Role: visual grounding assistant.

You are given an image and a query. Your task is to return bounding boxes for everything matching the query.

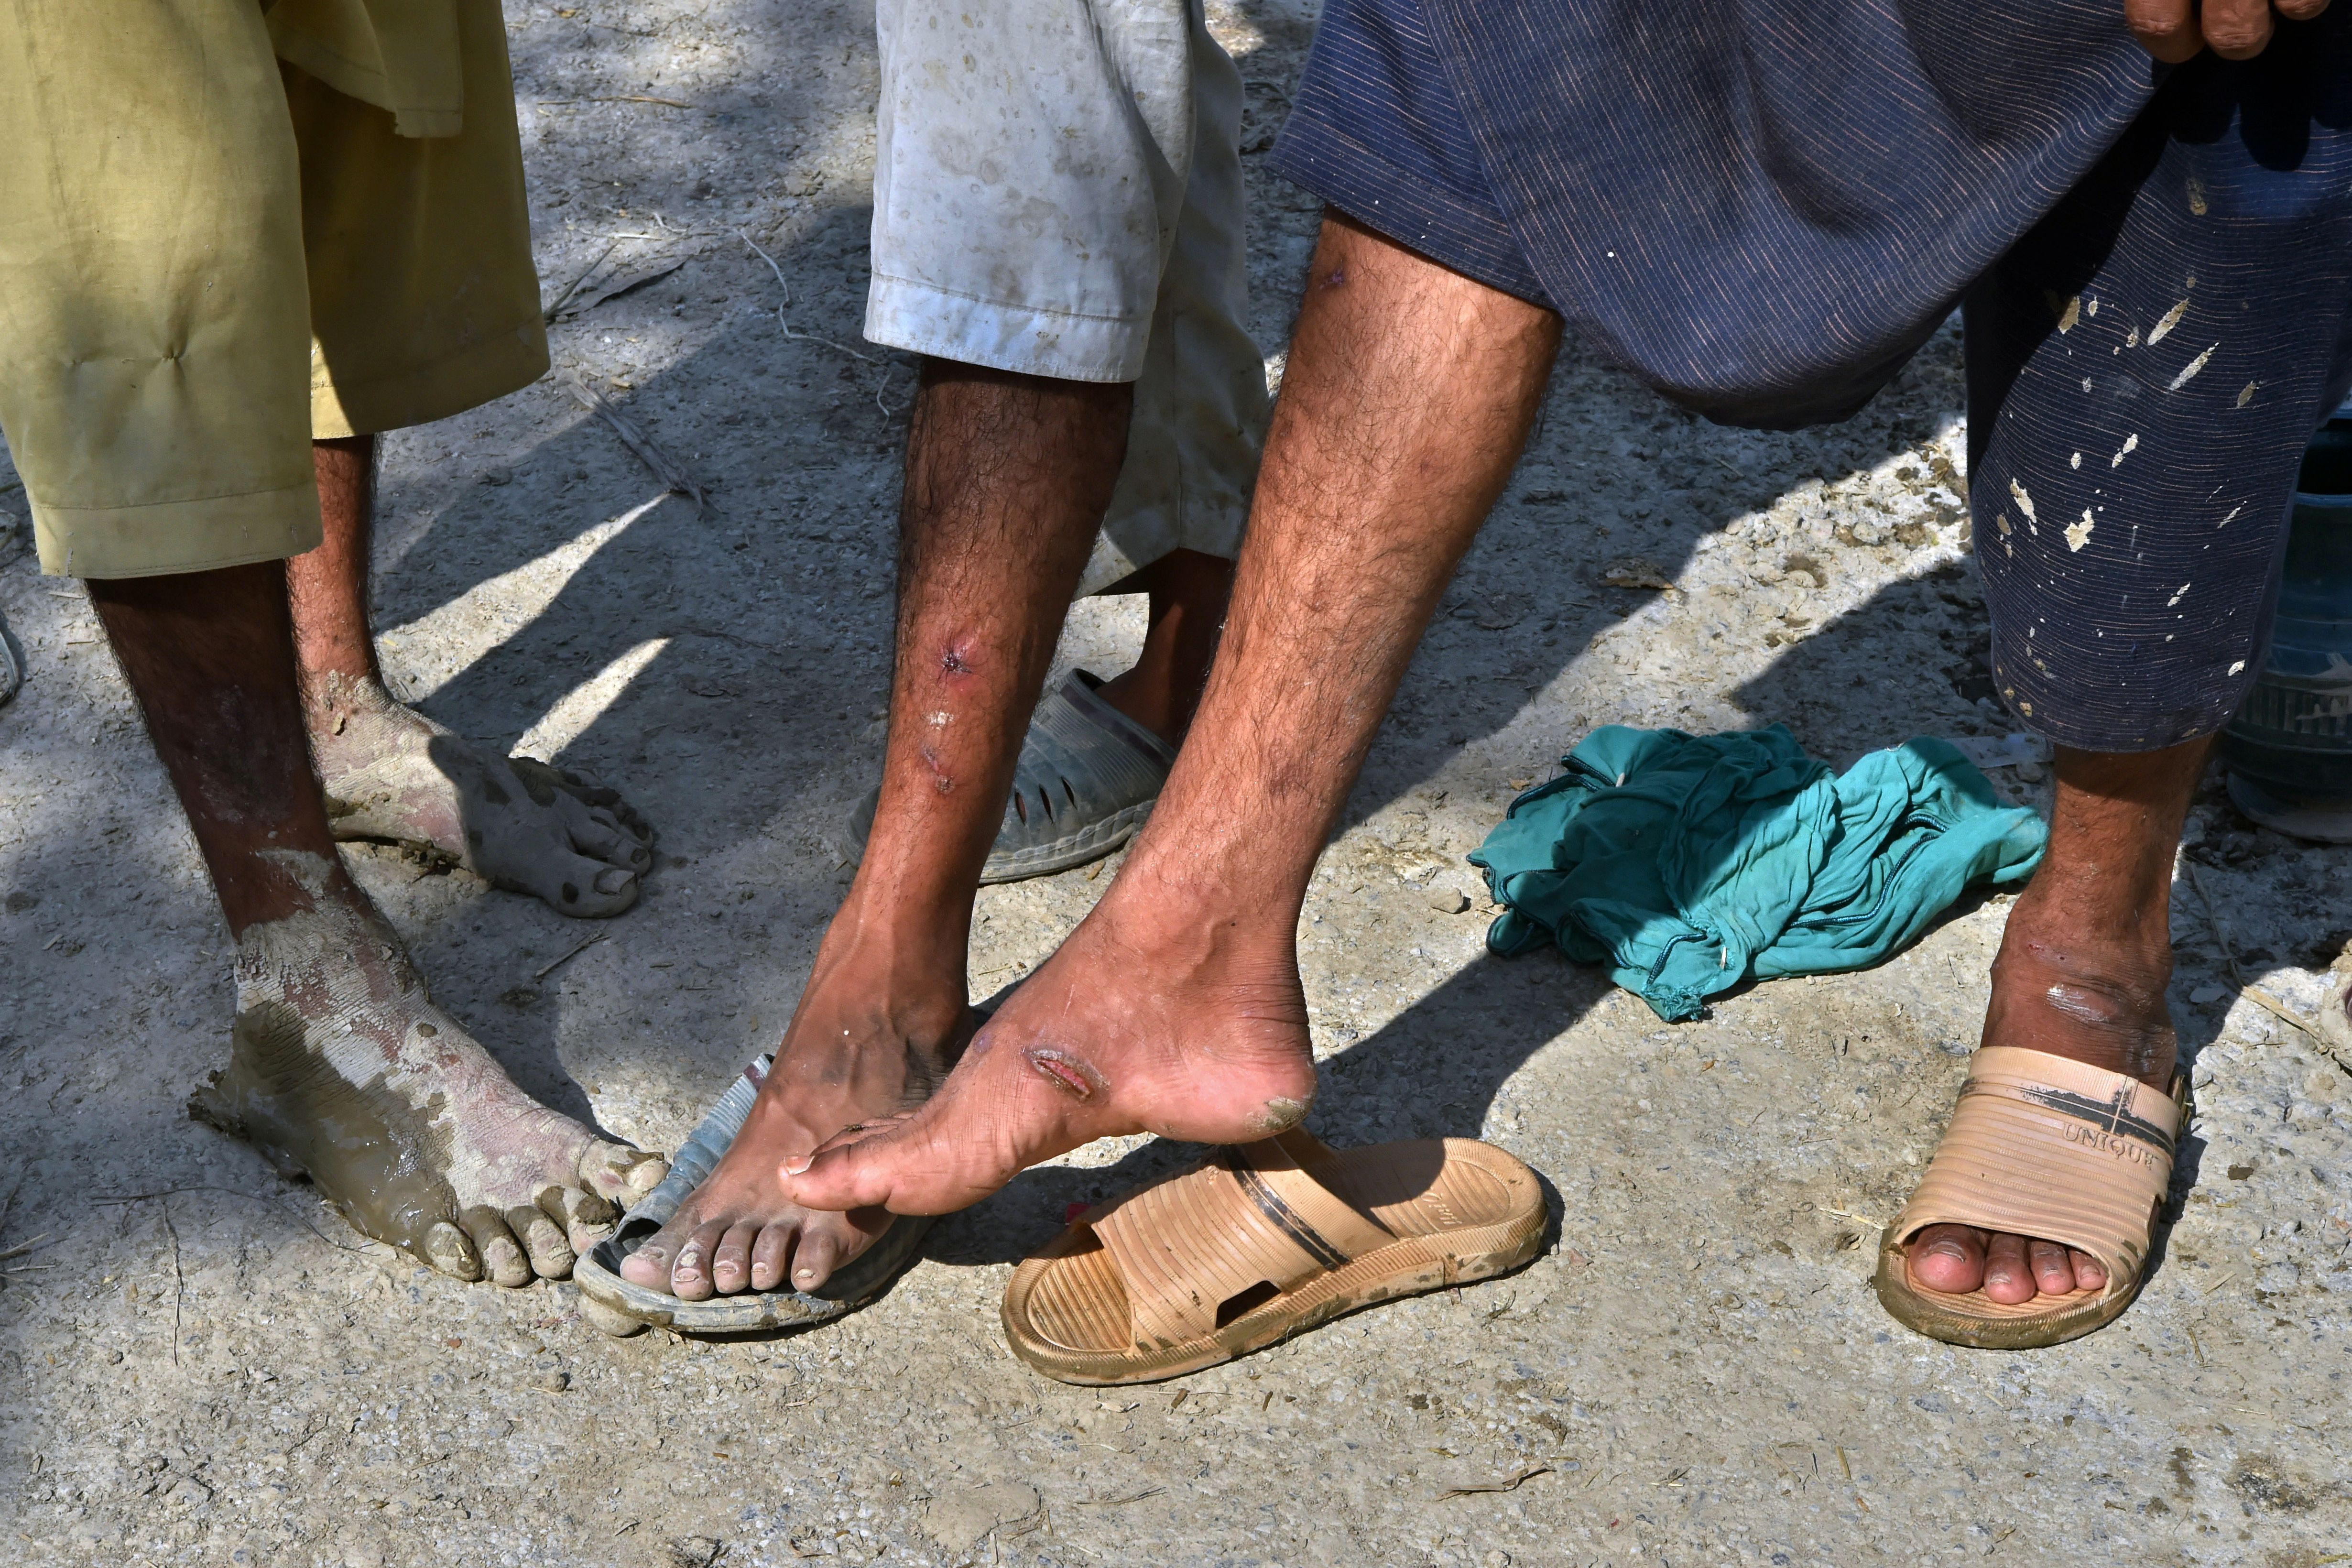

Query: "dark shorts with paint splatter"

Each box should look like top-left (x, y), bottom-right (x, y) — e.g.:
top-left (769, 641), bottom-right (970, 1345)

top-left (1270, 0), bottom-right (2352, 751)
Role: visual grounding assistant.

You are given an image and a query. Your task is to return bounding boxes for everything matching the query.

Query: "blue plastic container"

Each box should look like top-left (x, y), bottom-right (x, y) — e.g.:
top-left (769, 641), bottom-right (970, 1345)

top-left (2221, 414), bottom-right (2352, 841)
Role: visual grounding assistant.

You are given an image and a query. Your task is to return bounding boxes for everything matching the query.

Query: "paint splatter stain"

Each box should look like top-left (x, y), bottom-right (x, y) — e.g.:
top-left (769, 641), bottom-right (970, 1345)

top-left (2057, 295), bottom-right (2081, 334)
top-left (2066, 513), bottom-right (2095, 553)
top-left (2008, 479), bottom-right (2038, 524)
top-left (2237, 382), bottom-right (2258, 409)
top-left (2166, 582), bottom-right (2191, 607)
top-left (2168, 345), bottom-right (2216, 392)
top-left (2187, 176), bottom-right (2208, 217)
top-left (2147, 299), bottom-right (2189, 345)
top-left (2111, 433), bottom-right (2138, 468)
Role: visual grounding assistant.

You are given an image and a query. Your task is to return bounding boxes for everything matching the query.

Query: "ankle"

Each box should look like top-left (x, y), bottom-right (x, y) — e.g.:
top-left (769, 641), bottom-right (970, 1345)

top-left (302, 666), bottom-right (401, 732)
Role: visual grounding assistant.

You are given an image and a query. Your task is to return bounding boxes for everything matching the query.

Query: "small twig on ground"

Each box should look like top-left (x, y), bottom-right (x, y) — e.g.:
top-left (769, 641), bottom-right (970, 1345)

top-left (1433, 1466), bottom-right (1551, 1501)
top-left (534, 933), bottom-right (608, 984)
top-left (161, 1197), bottom-right (184, 1367)
top-left (738, 229), bottom-right (792, 306)
top-left (0, 1232), bottom-right (52, 1263)
top-left (543, 241), bottom-right (619, 322)
top-left (564, 375), bottom-right (708, 515)
top-left (739, 228), bottom-right (881, 364)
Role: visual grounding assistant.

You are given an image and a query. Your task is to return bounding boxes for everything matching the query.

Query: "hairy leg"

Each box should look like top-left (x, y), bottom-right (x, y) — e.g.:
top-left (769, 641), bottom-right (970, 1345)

top-left (291, 436), bottom-right (653, 918)
top-left (1910, 737), bottom-right (2207, 1303)
top-left (1093, 546), bottom-right (1234, 744)
top-left (781, 213), bottom-right (1563, 1217)
top-left (622, 362), bottom-right (1131, 1296)
top-left (89, 563), bottom-right (662, 1284)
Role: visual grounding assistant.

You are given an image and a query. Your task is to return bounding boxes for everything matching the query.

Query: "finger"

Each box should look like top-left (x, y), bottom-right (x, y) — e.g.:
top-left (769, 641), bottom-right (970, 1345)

top-left (560, 795), bottom-right (652, 870)
top-left (2069, 1248), bottom-right (2111, 1290)
top-left (461, 1207), bottom-right (532, 1289)
top-left (421, 1220), bottom-right (484, 1283)
top-left (617, 1223), bottom-right (684, 1288)
top-left (541, 1183), bottom-right (619, 1256)
top-left (668, 1220), bottom-right (732, 1301)
top-left (712, 1223), bottom-right (759, 1293)
top-left (750, 1221), bottom-right (800, 1292)
top-left (789, 1227), bottom-right (846, 1294)
top-left (510, 1205), bottom-right (577, 1280)
top-left (1981, 1232), bottom-right (2036, 1305)
top-left (2124, 0), bottom-right (2207, 60)
top-left (2200, 0), bottom-right (2276, 55)
top-left (2026, 1237), bottom-right (2077, 1297)
top-left (1907, 1224), bottom-right (1989, 1294)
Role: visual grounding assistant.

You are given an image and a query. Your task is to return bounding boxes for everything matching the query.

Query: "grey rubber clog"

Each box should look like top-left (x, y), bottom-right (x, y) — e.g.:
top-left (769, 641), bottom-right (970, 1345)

top-left (848, 669), bottom-right (1177, 884)
top-left (574, 1053), bottom-right (933, 1336)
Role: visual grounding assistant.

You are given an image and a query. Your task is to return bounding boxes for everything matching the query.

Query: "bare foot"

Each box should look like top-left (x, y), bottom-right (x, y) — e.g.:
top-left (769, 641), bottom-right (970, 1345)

top-left (196, 853), bottom-right (667, 1283)
top-left (778, 872), bottom-right (1321, 1219)
top-left (1909, 896), bottom-right (2178, 1304)
top-left (618, 939), bottom-right (983, 1298)
top-left (307, 672), bottom-right (653, 918)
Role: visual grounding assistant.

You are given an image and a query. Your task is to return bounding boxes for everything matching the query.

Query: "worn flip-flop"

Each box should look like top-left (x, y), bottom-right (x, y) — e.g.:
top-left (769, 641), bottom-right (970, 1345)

top-left (1875, 1045), bottom-right (2186, 1350)
top-left (849, 670), bottom-right (1176, 884)
top-left (574, 1054), bottom-right (933, 1336)
top-left (1002, 1129), bottom-right (1547, 1384)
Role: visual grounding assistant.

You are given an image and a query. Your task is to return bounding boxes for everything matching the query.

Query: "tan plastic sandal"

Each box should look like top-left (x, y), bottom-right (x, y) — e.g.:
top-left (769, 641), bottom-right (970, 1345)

top-left (1876, 1045), bottom-right (2186, 1350)
top-left (1002, 1129), bottom-right (1547, 1385)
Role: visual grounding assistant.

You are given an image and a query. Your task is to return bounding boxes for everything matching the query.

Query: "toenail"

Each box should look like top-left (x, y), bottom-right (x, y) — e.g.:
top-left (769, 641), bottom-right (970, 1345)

top-left (783, 1154), bottom-right (813, 1176)
top-left (595, 868), bottom-right (633, 894)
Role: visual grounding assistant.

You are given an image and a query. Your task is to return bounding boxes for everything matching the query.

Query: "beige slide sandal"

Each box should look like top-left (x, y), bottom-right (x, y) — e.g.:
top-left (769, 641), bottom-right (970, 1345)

top-left (1876, 1045), bottom-right (2186, 1350)
top-left (1002, 1129), bottom-right (1546, 1385)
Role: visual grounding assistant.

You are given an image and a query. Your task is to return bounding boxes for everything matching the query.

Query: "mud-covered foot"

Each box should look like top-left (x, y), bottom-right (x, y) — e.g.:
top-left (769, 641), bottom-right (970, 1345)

top-left (618, 961), bottom-right (982, 1299)
top-left (1909, 892), bottom-right (2178, 1304)
top-left (778, 874), bottom-right (1321, 1219)
top-left (307, 672), bottom-right (653, 918)
top-left (197, 855), bottom-right (668, 1283)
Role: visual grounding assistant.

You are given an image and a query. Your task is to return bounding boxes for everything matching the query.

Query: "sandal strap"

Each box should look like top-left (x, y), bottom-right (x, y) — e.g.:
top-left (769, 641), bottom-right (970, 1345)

top-left (1892, 1045), bottom-right (2181, 1289)
top-left (1091, 1130), bottom-right (1394, 1349)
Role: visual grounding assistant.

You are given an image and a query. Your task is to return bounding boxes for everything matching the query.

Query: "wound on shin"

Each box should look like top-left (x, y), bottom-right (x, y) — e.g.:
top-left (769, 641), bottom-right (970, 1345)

top-left (203, 1000), bottom-right (463, 1256)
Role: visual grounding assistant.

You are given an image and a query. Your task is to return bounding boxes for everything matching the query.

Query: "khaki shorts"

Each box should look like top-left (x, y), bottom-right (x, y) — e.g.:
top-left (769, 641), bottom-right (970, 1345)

top-left (866, 0), bottom-right (1269, 595)
top-left (0, 0), bottom-right (547, 579)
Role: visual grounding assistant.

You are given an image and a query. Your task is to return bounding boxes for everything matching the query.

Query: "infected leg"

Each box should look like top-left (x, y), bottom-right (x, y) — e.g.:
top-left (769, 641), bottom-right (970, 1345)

top-left (780, 214), bottom-right (1562, 1217)
top-left (1908, 737), bottom-right (2208, 1304)
top-left (90, 562), bottom-right (664, 1284)
top-left (291, 436), bottom-right (653, 918)
top-left (621, 361), bottom-right (1129, 1297)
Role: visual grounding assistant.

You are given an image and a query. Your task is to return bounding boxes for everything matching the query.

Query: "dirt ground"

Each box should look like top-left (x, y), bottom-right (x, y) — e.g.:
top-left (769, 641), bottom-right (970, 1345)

top-left (4, 2), bottom-right (2351, 1564)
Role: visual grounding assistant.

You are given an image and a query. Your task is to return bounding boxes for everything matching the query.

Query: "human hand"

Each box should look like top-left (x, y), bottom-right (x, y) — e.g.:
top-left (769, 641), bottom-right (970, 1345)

top-left (2125, 0), bottom-right (2332, 61)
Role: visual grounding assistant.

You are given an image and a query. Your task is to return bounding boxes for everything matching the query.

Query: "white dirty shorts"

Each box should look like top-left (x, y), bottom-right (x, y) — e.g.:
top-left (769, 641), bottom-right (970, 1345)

top-left (867, 0), bottom-right (1270, 594)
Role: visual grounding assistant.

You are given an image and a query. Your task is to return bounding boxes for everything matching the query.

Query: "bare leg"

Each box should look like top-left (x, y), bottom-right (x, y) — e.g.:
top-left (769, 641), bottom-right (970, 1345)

top-left (779, 214), bottom-right (1562, 1216)
top-left (621, 361), bottom-right (1131, 1296)
top-left (1093, 546), bottom-right (1234, 744)
top-left (291, 435), bottom-right (653, 918)
top-left (88, 563), bottom-right (663, 1285)
top-left (1908, 737), bottom-right (2207, 1303)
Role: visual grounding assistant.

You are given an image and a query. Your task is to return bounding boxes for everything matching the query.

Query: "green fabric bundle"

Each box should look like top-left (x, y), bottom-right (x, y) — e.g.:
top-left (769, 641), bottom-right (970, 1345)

top-left (1468, 725), bottom-right (2047, 1021)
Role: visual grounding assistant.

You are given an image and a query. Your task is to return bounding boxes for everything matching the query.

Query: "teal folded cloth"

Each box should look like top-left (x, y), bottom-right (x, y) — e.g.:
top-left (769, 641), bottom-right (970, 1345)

top-left (1468, 725), bottom-right (2047, 1022)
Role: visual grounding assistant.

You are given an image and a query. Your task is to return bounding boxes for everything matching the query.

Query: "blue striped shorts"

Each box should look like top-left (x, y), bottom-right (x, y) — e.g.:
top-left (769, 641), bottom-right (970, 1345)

top-left (1272, 0), bottom-right (2352, 752)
